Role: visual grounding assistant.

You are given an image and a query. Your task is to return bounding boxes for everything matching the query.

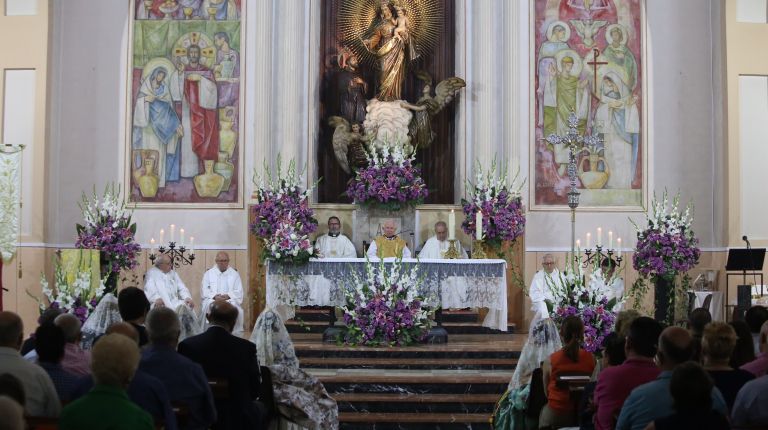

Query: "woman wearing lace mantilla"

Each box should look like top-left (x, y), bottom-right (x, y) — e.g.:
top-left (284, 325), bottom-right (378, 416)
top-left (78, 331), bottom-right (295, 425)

top-left (251, 309), bottom-right (339, 430)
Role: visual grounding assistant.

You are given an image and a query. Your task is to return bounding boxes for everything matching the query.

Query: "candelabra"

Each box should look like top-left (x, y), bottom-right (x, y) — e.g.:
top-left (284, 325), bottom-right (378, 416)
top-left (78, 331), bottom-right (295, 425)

top-left (582, 245), bottom-right (623, 270)
top-left (443, 240), bottom-right (461, 259)
top-left (149, 242), bottom-right (195, 269)
top-left (546, 112), bottom-right (603, 256)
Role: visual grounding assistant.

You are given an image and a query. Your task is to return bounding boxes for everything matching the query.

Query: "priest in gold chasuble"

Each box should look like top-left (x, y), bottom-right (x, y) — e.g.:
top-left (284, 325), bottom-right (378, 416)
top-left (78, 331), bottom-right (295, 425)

top-left (366, 219), bottom-right (411, 259)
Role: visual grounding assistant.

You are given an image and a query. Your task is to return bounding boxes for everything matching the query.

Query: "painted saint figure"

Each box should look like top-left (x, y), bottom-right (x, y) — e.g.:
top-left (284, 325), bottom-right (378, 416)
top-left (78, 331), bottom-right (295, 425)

top-left (133, 66), bottom-right (183, 186)
top-left (594, 71), bottom-right (639, 189)
top-left (170, 44), bottom-right (220, 178)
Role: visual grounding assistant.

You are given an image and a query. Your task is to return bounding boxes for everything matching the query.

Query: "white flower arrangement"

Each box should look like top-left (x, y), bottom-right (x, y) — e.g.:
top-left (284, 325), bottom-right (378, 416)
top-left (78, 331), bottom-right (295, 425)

top-left (37, 262), bottom-right (107, 323)
top-left (252, 155), bottom-right (314, 204)
top-left (79, 184), bottom-right (131, 229)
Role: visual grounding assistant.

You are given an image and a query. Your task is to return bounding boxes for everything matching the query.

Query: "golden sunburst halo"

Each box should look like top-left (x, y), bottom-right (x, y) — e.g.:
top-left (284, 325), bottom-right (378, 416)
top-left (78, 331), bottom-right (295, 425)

top-left (337, 0), bottom-right (443, 67)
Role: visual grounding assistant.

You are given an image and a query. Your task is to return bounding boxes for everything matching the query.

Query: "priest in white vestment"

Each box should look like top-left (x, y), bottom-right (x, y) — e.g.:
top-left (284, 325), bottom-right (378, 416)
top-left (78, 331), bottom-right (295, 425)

top-left (144, 254), bottom-right (200, 340)
top-left (529, 253), bottom-right (563, 326)
top-left (418, 221), bottom-right (468, 259)
top-left (201, 252), bottom-right (245, 335)
top-left (315, 216), bottom-right (357, 258)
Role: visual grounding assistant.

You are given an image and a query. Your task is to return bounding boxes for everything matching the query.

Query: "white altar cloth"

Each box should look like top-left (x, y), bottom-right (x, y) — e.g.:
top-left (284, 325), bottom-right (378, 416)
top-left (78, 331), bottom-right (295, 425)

top-left (265, 258), bottom-right (509, 331)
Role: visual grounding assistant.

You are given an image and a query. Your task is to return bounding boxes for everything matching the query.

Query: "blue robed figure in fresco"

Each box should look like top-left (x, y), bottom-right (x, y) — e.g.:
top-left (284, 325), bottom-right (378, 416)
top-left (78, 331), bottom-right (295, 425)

top-left (133, 66), bottom-right (183, 187)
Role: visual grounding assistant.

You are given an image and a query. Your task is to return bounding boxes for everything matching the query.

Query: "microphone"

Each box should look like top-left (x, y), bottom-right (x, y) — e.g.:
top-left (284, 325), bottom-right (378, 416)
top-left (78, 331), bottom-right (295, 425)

top-left (743, 235), bottom-right (751, 249)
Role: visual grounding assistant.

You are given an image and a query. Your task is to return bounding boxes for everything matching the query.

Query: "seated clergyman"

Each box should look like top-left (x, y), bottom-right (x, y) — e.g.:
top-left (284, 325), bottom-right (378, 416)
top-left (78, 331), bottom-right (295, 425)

top-left (367, 219), bottom-right (411, 259)
top-left (315, 216), bottom-right (357, 258)
top-left (201, 252), bottom-right (245, 335)
top-left (419, 221), bottom-right (467, 259)
top-left (144, 254), bottom-right (194, 311)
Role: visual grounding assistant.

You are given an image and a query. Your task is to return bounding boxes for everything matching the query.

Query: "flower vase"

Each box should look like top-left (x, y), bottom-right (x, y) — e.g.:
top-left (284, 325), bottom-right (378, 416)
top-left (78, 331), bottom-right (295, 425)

top-left (194, 160), bottom-right (225, 198)
top-left (138, 158), bottom-right (159, 198)
top-left (213, 152), bottom-right (235, 192)
top-left (578, 152), bottom-right (609, 189)
top-left (654, 274), bottom-right (676, 324)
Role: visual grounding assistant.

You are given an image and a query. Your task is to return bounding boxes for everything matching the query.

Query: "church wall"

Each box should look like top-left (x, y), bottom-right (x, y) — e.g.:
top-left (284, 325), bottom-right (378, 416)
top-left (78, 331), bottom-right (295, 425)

top-left (7, 0), bottom-right (730, 331)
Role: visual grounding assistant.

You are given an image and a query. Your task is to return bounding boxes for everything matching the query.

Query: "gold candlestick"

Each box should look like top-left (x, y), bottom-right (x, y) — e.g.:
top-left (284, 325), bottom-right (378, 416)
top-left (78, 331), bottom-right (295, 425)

top-left (472, 240), bottom-right (487, 259)
top-left (443, 240), bottom-right (461, 259)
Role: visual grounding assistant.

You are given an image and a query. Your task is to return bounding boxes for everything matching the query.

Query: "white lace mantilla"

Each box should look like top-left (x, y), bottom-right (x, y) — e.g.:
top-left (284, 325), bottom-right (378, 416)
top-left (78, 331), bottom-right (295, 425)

top-left (0, 149), bottom-right (22, 262)
top-left (266, 258), bottom-right (509, 331)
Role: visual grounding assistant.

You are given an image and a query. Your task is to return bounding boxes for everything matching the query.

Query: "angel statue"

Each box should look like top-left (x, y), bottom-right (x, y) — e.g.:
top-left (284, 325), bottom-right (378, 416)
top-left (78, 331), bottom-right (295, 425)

top-left (328, 117), bottom-right (368, 174)
top-left (403, 71), bottom-right (466, 148)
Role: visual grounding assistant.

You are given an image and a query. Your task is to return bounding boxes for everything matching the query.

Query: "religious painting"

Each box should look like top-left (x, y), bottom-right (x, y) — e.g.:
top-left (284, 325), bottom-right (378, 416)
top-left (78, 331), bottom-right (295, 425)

top-left (125, 0), bottom-right (244, 207)
top-left (530, 0), bottom-right (646, 210)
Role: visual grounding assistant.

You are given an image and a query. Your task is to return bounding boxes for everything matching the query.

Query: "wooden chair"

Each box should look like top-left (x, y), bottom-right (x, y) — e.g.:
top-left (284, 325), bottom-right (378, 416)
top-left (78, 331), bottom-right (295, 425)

top-left (555, 371), bottom-right (592, 425)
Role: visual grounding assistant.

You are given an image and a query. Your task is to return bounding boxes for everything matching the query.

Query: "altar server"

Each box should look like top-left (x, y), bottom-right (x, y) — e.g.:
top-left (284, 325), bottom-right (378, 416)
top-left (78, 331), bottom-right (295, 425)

top-left (201, 252), bottom-right (245, 335)
top-left (419, 221), bottom-right (467, 259)
top-left (315, 216), bottom-right (357, 258)
top-left (367, 219), bottom-right (411, 259)
top-left (144, 254), bottom-right (199, 340)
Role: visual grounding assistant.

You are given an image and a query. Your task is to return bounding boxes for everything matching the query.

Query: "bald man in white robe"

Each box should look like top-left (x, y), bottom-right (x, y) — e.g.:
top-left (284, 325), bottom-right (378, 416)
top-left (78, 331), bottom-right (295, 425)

top-left (201, 252), bottom-right (245, 335)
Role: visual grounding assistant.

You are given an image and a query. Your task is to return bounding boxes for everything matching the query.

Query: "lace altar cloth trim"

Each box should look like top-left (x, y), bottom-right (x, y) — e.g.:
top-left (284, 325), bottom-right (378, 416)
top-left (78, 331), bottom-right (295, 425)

top-left (266, 258), bottom-right (508, 331)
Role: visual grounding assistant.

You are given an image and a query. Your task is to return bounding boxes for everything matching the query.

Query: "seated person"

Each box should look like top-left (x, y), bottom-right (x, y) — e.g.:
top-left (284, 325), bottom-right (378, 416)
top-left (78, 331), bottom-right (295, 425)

top-left (179, 302), bottom-right (263, 429)
top-left (34, 323), bottom-right (80, 403)
top-left (529, 254), bottom-right (562, 327)
top-left (745, 305), bottom-right (768, 354)
top-left (0, 395), bottom-right (24, 430)
top-left (689, 307), bottom-right (712, 363)
top-left (741, 320), bottom-right (768, 377)
top-left (729, 320), bottom-right (756, 368)
top-left (580, 332), bottom-right (626, 430)
top-left (732, 374), bottom-right (768, 427)
top-left (59, 334), bottom-right (154, 430)
top-left (81, 292), bottom-right (122, 349)
top-left (118, 287), bottom-right (151, 347)
top-left (139, 308), bottom-right (216, 430)
top-left (0, 311), bottom-right (60, 417)
top-left (702, 321), bottom-right (755, 409)
top-left (418, 221), bottom-right (467, 259)
top-left (144, 255), bottom-right (199, 341)
top-left (70, 322), bottom-right (177, 430)
top-left (366, 219), bottom-right (411, 259)
top-left (53, 313), bottom-right (92, 376)
top-left (201, 252), bottom-right (245, 335)
top-left (20, 308), bottom-right (62, 356)
top-left (646, 362), bottom-right (729, 430)
top-left (540, 316), bottom-right (596, 429)
top-left (315, 216), bottom-right (357, 258)
top-left (252, 309), bottom-right (339, 430)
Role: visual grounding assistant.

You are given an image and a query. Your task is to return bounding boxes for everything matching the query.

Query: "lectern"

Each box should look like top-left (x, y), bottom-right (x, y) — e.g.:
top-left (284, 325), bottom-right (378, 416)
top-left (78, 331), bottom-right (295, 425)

top-left (725, 248), bottom-right (765, 320)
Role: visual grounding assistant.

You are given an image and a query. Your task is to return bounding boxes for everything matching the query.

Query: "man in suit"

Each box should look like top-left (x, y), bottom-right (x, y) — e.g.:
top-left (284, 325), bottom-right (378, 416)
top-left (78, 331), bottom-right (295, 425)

top-left (178, 301), bottom-right (263, 429)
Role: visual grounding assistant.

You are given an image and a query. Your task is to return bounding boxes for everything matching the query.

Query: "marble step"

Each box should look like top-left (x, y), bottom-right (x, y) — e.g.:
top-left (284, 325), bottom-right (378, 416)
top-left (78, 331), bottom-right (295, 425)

top-left (338, 412), bottom-right (492, 429)
top-left (316, 371), bottom-right (512, 395)
top-left (285, 319), bottom-right (516, 335)
top-left (334, 393), bottom-right (499, 414)
top-left (294, 339), bottom-right (522, 360)
top-left (291, 308), bottom-right (480, 323)
top-left (299, 357), bottom-right (518, 370)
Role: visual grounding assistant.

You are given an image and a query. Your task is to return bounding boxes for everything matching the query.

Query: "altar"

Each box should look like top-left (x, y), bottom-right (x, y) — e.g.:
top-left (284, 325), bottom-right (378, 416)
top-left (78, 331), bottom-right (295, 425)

top-left (265, 258), bottom-right (509, 332)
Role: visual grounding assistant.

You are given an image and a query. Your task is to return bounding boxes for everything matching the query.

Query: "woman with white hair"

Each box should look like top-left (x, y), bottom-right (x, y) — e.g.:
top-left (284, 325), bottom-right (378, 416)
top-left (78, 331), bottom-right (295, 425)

top-left (251, 309), bottom-right (338, 430)
top-left (59, 334), bottom-right (154, 430)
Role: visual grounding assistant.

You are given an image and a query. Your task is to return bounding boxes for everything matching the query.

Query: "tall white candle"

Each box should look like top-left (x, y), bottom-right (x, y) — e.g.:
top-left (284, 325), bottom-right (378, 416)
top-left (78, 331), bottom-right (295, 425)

top-left (475, 211), bottom-right (483, 241)
top-left (608, 231), bottom-right (613, 249)
top-left (180, 228), bottom-right (185, 247)
top-left (597, 227), bottom-right (602, 247)
top-left (448, 210), bottom-right (456, 241)
top-left (190, 237), bottom-right (195, 255)
top-left (170, 224), bottom-right (176, 243)
top-left (150, 238), bottom-right (156, 254)
top-left (586, 232), bottom-right (591, 249)
top-left (617, 238), bottom-right (622, 258)
top-left (576, 239), bottom-right (581, 249)
top-left (159, 229), bottom-right (165, 244)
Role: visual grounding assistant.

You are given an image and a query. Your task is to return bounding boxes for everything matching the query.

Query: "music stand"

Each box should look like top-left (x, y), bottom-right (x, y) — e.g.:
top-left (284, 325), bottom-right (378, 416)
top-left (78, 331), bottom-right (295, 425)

top-left (725, 248), bottom-right (765, 319)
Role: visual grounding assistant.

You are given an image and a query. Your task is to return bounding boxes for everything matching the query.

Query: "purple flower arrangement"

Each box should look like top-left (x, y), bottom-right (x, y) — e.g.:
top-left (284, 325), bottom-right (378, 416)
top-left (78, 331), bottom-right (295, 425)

top-left (341, 258), bottom-right (431, 346)
top-left (461, 161), bottom-right (526, 247)
top-left (75, 185), bottom-right (141, 287)
top-left (553, 301), bottom-right (616, 354)
top-left (250, 157), bottom-right (318, 264)
top-left (345, 147), bottom-right (428, 211)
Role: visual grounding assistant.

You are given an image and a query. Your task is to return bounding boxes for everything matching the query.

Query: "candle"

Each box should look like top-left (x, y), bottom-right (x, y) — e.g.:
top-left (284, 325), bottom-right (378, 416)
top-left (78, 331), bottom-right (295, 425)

top-left (617, 238), bottom-right (622, 258)
top-left (576, 239), bottom-right (581, 249)
top-left (448, 210), bottom-right (456, 241)
top-left (608, 231), bottom-right (613, 249)
top-left (159, 229), bottom-right (165, 244)
top-left (180, 228), bottom-right (185, 247)
top-left (170, 224), bottom-right (176, 243)
top-left (190, 237), bottom-right (195, 255)
top-left (475, 211), bottom-right (483, 241)
top-left (150, 238), bottom-right (156, 254)
top-left (597, 227), bottom-right (602, 247)
top-left (586, 232), bottom-right (591, 249)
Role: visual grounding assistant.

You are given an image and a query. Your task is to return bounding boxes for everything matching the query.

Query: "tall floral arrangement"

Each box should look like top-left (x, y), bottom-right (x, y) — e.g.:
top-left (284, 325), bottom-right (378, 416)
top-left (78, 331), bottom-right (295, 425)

top-left (630, 192), bottom-right (700, 322)
top-left (462, 160), bottom-right (526, 248)
top-left (341, 257), bottom-right (432, 346)
top-left (75, 184), bottom-right (141, 292)
top-left (346, 144), bottom-right (428, 211)
top-left (37, 261), bottom-right (107, 324)
top-left (250, 157), bottom-right (319, 264)
top-left (546, 257), bottom-right (621, 353)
